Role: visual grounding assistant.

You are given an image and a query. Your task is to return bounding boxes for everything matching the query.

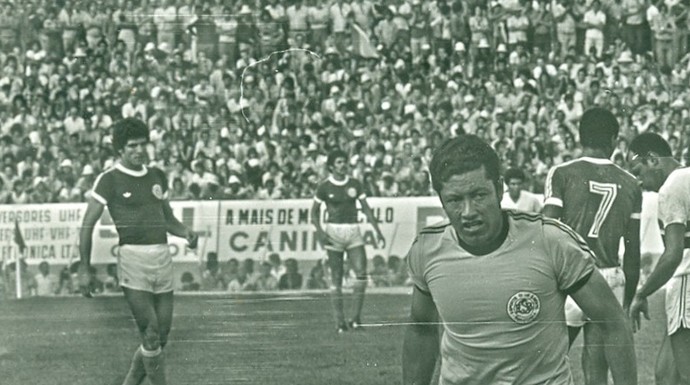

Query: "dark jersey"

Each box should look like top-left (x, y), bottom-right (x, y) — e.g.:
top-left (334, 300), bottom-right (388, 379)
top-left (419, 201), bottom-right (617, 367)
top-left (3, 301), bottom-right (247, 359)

top-left (313, 176), bottom-right (366, 224)
top-left (544, 157), bottom-right (642, 268)
top-left (92, 164), bottom-right (170, 245)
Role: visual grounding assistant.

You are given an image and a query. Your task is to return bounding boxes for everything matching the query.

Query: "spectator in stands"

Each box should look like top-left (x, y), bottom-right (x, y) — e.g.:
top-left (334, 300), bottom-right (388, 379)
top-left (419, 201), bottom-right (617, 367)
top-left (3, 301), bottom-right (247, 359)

top-left (501, 167), bottom-right (544, 213)
top-left (34, 261), bottom-right (56, 296)
top-left (180, 272), bottom-right (200, 291)
top-left (370, 255), bottom-right (389, 287)
top-left (386, 255), bottom-right (407, 286)
top-left (201, 252), bottom-right (222, 291)
top-left (306, 260), bottom-right (329, 290)
top-left (103, 263), bottom-right (119, 293)
top-left (278, 258), bottom-right (303, 290)
top-left (246, 261), bottom-right (278, 291)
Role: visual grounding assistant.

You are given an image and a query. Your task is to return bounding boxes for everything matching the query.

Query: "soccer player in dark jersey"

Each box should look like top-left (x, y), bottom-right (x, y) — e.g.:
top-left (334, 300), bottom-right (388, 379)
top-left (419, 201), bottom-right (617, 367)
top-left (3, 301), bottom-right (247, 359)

top-left (311, 149), bottom-right (385, 333)
top-left (78, 118), bottom-right (198, 385)
top-left (543, 107), bottom-right (641, 385)
top-left (628, 133), bottom-right (690, 385)
top-left (403, 135), bottom-right (636, 385)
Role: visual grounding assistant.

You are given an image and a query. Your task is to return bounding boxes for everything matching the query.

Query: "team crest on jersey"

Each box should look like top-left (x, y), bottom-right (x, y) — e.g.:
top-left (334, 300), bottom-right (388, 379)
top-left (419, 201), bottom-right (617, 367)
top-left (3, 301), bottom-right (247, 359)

top-left (507, 291), bottom-right (540, 324)
top-left (152, 184), bottom-right (164, 200)
top-left (347, 187), bottom-right (357, 198)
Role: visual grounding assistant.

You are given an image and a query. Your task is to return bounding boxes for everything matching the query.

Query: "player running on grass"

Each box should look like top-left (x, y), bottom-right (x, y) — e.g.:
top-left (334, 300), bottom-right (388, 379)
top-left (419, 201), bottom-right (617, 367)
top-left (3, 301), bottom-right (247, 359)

top-left (628, 133), bottom-right (690, 385)
top-left (543, 107), bottom-right (641, 385)
top-left (78, 118), bottom-right (197, 385)
top-left (311, 149), bottom-right (385, 333)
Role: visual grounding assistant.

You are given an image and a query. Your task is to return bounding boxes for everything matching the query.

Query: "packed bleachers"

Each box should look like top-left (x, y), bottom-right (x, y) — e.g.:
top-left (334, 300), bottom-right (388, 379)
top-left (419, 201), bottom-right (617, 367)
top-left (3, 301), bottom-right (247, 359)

top-left (0, 0), bottom-right (689, 204)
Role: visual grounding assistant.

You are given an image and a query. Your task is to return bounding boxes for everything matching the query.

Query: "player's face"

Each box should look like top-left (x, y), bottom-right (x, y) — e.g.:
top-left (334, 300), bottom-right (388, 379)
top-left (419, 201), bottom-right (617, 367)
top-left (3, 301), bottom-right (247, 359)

top-left (120, 137), bottom-right (148, 170)
top-left (628, 154), bottom-right (664, 191)
top-left (439, 166), bottom-right (504, 249)
top-left (507, 178), bottom-right (522, 196)
top-left (330, 157), bottom-right (348, 178)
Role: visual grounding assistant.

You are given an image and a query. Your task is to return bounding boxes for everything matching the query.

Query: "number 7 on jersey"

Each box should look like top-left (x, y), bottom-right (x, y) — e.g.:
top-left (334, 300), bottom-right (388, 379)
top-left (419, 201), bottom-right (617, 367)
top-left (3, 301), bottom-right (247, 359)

top-left (588, 181), bottom-right (618, 238)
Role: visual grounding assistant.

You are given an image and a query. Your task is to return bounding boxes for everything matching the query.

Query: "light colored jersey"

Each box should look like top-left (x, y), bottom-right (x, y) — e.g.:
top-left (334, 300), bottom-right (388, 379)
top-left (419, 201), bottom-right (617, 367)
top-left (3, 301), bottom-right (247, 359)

top-left (407, 211), bottom-right (595, 385)
top-left (544, 157), bottom-right (642, 268)
top-left (658, 167), bottom-right (690, 277)
top-left (501, 191), bottom-right (543, 213)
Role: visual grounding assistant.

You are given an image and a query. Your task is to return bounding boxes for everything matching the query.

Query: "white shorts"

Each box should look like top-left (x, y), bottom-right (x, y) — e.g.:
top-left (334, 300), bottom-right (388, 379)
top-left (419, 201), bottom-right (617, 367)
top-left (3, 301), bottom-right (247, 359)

top-left (565, 266), bottom-right (625, 327)
top-left (118, 244), bottom-right (173, 294)
top-left (324, 223), bottom-right (364, 253)
top-left (665, 275), bottom-right (690, 335)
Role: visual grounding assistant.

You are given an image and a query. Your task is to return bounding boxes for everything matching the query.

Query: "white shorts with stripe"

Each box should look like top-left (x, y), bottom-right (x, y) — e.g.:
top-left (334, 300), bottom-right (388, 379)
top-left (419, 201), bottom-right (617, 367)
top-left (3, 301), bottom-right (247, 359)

top-left (118, 244), bottom-right (173, 294)
top-left (324, 223), bottom-right (364, 253)
top-left (666, 274), bottom-right (690, 335)
top-left (565, 266), bottom-right (625, 327)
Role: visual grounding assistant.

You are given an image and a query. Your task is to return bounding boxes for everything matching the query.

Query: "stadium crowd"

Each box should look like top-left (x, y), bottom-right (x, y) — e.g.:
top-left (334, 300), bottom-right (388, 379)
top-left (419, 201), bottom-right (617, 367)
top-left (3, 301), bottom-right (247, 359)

top-left (0, 0), bottom-right (689, 204)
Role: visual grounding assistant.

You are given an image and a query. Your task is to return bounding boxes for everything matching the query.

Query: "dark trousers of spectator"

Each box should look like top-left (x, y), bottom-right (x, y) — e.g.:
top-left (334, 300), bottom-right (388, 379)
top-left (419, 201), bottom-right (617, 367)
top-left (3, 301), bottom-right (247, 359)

top-left (197, 42), bottom-right (217, 62)
top-left (605, 20), bottom-right (622, 48)
top-left (533, 31), bottom-right (551, 54)
top-left (218, 41), bottom-right (237, 66)
top-left (655, 38), bottom-right (676, 69)
top-left (676, 29), bottom-right (689, 58)
top-left (575, 27), bottom-right (586, 55)
top-left (624, 22), bottom-right (649, 55)
top-left (309, 27), bottom-right (327, 50)
top-left (62, 28), bottom-right (78, 54)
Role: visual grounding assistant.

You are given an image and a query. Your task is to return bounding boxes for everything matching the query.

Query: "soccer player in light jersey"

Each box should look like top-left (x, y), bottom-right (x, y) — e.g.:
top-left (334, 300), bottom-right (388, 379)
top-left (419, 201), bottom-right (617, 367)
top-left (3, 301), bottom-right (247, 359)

top-left (628, 133), bottom-right (690, 385)
top-left (311, 149), bottom-right (385, 333)
top-left (78, 118), bottom-right (198, 385)
top-left (543, 107), bottom-right (642, 385)
top-left (402, 135), bottom-right (636, 385)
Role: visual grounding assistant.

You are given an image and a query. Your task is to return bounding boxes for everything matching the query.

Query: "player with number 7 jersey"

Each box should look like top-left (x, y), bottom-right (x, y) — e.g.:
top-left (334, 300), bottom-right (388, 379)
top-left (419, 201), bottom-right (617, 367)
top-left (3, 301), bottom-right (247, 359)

top-left (543, 109), bottom-right (643, 385)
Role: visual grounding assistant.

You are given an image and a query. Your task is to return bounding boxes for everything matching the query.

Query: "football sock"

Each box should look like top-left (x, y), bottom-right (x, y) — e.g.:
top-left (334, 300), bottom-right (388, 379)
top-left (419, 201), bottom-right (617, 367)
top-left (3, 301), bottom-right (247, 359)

top-left (141, 346), bottom-right (167, 385)
top-left (330, 286), bottom-right (345, 326)
top-left (122, 346), bottom-right (146, 385)
top-left (350, 277), bottom-right (368, 323)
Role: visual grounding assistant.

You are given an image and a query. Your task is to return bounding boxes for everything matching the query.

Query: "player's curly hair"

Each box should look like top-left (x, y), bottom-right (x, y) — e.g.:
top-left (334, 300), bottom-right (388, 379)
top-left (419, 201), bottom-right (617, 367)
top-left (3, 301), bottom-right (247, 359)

top-left (429, 135), bottom-right (501, 193)
top-left (327, 149), bottom-right (348, 168)
top-left (629, 133), bottom-right (672, 158)
top-left (112, 118), bottom-right (150, 153)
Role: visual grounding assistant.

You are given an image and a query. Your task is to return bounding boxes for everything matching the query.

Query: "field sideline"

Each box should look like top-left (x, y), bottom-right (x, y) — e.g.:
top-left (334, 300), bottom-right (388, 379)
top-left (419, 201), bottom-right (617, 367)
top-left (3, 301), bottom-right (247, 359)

top-left (0, 289), bottom-right (667, 385)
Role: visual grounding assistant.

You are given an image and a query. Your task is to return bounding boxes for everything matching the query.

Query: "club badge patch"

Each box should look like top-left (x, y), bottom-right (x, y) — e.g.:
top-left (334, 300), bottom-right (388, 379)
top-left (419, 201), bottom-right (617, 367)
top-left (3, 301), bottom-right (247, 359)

top-left (507, 291), bottom-right (540, 324)
top-left (152, 184), bottom-right (164, 200)
top-left (347, 187), bottom-right (357, 198)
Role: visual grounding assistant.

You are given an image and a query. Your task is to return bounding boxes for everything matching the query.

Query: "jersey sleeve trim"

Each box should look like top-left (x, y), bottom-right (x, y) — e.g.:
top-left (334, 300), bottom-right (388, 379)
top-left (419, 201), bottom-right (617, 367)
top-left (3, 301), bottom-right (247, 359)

top-left (544, 197), bottom-right (563, 207)
top-left (562, 270), bottom-right (594, 295)
top-left (630, 213), bottom-right (641, 219)
top-left (313, 196), bottom-right (324, 204)
top-left (91, 191), bottom-right (107, 205)
top-left (358, 193), bottom-right (367, 200)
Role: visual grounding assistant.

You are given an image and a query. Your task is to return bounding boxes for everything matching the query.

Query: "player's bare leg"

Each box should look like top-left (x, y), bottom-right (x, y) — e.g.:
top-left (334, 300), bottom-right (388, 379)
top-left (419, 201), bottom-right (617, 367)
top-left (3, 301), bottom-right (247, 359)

top-left (327, 250), bottom-right (347, 332)
top-left (581, 323), bottom-right (608, 385)
top-left (123, 288), bottom-right (168, 385)
top-left (669, 328), bottom-right (690, 385)
top-left (347, 245), bottom-right (368, 329)
top-left (656, 334), bottom-right (679, 385)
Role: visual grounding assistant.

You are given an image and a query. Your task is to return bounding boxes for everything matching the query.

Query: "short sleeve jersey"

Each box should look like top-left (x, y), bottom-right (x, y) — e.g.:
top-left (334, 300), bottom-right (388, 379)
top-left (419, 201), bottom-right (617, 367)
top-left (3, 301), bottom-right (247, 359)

top-left (313, 176), bottom-right (366, 224)
top-left (406, 211), bottom-right (595, 385)
top-left (91, 164), bottom-right (170, 245)
top-left (544, 157), bottom-right (642, 268)
top-left (658, 167), bottom-right (690, 276)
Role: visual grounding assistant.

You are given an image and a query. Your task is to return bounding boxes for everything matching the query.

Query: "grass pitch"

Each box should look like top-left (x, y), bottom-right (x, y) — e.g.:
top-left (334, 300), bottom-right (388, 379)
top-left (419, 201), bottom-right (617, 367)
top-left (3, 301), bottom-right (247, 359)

top-left (0, 289), bottom-right (666, 384)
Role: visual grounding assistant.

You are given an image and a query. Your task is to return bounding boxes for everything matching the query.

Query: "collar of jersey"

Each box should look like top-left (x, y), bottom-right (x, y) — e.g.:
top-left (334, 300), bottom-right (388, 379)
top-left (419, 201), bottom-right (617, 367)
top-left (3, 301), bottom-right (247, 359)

top-left (116, 163), bottom-right (148, 177)
top-left (328, 175), bottom-right (349, 186)
top-left (580, 156), bottom-right (613, 165)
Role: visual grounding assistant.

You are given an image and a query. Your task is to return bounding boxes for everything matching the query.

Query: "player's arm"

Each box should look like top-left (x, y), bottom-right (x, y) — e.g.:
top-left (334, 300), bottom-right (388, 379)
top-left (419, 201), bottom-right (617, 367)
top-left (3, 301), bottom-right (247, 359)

top-left (311, 199), bottom-right (330, 247)
top-left (78, 197), bottom-right (105, 297)
top-left (162, 201), bottom-right (198, 248)
top-left (402, 286), bottom-right (439, 385)
top-left (630, 223), bottom-right (685, 329)
top-left (622, 215), bottom-right (641, 310)
top-left (359, 197), bottom-right (385, 246)
top-left (570, 270), bottom-right (638, 385)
